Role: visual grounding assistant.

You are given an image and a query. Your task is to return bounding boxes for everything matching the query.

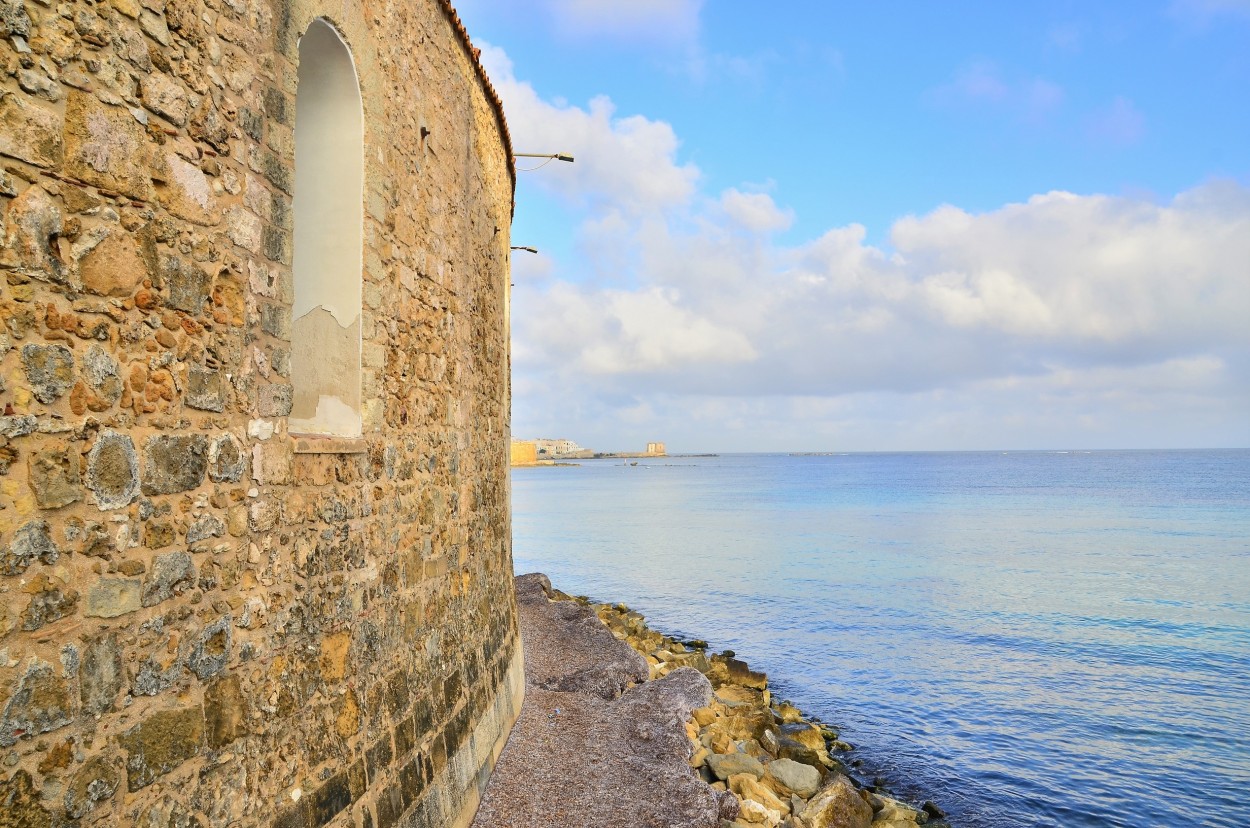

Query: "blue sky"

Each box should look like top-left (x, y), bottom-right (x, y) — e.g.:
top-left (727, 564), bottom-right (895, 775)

top-left (454, 1), bottom-right (1250, 452)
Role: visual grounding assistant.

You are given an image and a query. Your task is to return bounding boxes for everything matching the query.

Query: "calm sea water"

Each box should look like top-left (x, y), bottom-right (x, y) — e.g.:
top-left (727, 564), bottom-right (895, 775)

top-left (510, 450), bottom-right (1250, 828)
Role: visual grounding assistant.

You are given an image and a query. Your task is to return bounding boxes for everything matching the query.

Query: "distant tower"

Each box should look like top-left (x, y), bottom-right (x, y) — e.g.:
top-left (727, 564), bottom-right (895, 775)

top-left (646, 442), bottom-right (667, 455)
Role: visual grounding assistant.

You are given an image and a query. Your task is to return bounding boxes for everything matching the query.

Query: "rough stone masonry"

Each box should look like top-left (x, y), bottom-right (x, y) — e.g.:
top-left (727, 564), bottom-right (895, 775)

top-left (0, 0), bottom-right (522, 826)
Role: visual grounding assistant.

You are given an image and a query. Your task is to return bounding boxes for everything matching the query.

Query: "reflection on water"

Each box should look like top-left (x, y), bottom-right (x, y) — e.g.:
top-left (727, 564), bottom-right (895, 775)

top-left (510, 450), bottom-right (1250, 828)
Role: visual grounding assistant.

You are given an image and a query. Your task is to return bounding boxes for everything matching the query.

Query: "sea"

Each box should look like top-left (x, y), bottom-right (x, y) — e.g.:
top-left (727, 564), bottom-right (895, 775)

top-left (509, 450), bottom-right (1250, 828)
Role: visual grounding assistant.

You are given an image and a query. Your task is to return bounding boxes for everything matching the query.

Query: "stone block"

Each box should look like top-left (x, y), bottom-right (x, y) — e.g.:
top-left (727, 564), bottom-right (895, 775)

top-left (1, 519), bottom-right (59, 575)
top-left (141, 549), bottom-right (195, 607)
top-left (225, 205), bottom-right (263, 253)
top-left (764, 757), bottom-right (822, 799)
top-left (308, 771), bottom-right (352, 826)
top-left (0, 771), bottom-right (54, 826)
top-left (140, 72), bottom-right (189, 126)
top-left (204, 674), bottom-right (247, 749)
top-left (141, 434), bottom-right (208, 495)
top-left (187, 513), bottom-right (225, 544)
top-left (1, 184), bottom-right (65, 282)
top-left (64, 754), bottom-right (121, 818)
top-left (139, 7), bottom-right (169, 44)
top-left (800, 774), bottom-right (873, 828)
top-left (188, 616), bottom-right (231, 679)
top-left (21, 579), bottom-right (78, 630)
top-left (238, 106), bottom-right (262, 141)
top-left (259, 303), bottom-right (290, 339)
top-left (707, 752), bottom-right (765, 781)
top-left (28, 446), bottom-right (82, 509)
top-left (0, 92), bottom-right (63, 167)
top-left (262, 224), bottom-right (290, 264)
top-left (86, 430), bottom-right (140, 510)
top-left (258, 383), bottom-right (293, 417)
top-left (63, 90), bottom-right (154, 201)
top-left (163, 254), bottom-right (212, 314)
top-left (144, 521), bottom-right (176, 548)
top-left (254, 440), bottom-right (293, 485)
top-left (82, 345), bottom-right (124, 407)
top-left (157, 152), bottom-right (221, 226)
top-left (0, 0), bottom-right (31, 37)
top-left (0, 661), bottom-right (75, 747)
top-left (0, 415), bottom-right (37, 438)
top-left (21, 343), bottom-right (75, 403)
top-left (80, 229), bottom-right (147, 297)
top-left (366, 737), bottom-right (392, 781)
top-left (84, 578), bottom-right (141, 618)
top-left (119, 706), bottom-right (204, 790)
top-left (187, 366), bottom-right (226, 412)
top-left (262, 86), bottom-right (289, 125)
top-left (208, 433), bottom-right (246, 482)
top-left (319, 632), bottom-right (350, 683)
top-left (80, 633), bottom-right (124, 715)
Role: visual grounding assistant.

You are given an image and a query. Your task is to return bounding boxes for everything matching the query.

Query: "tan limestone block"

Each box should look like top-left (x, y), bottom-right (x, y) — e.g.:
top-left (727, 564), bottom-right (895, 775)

top-left (63, 91), bottom-right (155, 201)
top-left (79, 228), bottom-right (148, 297)
top-left (0, 93), bottom-right (64, 168)
top-left (319, 631), bottom-right (350, 682)
top-left (154, 152), bottom-right (221, 226)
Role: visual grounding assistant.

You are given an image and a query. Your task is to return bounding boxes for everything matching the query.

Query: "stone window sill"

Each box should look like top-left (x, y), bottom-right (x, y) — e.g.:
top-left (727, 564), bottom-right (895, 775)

top-left (291, 434), bottom-right (368, 454)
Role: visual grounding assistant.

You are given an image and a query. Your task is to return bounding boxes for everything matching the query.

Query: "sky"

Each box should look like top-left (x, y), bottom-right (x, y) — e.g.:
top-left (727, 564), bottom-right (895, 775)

top-left (453, 1), bottom-right (1250, 453)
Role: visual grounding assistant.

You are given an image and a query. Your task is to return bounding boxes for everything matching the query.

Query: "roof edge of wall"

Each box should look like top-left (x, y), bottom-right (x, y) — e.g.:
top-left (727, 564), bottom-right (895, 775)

top-left (438, 0), bottom-right (517, 213)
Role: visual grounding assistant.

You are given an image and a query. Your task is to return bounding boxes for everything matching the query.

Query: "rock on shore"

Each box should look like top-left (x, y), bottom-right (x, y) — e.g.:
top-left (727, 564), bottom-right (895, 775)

top-left (473, 574), bottom-right (947, 828)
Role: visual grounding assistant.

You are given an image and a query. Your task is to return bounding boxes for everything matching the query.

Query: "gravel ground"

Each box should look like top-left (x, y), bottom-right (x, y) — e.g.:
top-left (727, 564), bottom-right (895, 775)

top-left (471, 574), bottom-right (737, 828)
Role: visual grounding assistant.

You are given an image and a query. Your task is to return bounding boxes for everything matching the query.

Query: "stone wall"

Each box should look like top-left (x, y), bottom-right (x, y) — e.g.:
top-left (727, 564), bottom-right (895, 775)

top-left (0, 0), bottom-right (521, 826)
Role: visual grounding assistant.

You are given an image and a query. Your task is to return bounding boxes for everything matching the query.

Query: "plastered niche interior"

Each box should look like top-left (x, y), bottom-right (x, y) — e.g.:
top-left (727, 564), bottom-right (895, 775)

top-left (290, 19), bottom-right (364, 437)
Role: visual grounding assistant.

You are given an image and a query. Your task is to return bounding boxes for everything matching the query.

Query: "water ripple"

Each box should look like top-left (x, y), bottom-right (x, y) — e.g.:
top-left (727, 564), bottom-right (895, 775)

top-left (512, 450), bottom-right (1250, 828)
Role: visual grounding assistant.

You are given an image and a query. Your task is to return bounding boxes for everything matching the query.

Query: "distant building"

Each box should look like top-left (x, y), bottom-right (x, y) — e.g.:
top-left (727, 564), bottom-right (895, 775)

top-left (535, 438), bottom-right (586, 457)
top-left (511, 440), bottom-right (538, 465)
top-left (646, 442), bottom-right (667, 455)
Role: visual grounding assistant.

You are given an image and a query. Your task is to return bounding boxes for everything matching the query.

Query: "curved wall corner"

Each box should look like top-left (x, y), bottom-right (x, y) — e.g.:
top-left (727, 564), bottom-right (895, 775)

top-left (0, 1), bottom-right (520, 827)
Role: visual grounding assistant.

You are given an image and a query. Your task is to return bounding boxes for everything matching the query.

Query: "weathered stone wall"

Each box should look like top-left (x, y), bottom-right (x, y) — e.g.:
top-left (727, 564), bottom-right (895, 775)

top-left (0, 0), bottom-right (521, 825)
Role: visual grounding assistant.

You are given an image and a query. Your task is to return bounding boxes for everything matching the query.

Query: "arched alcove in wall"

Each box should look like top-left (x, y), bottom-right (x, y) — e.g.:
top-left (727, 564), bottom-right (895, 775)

top-left (290, 18), bottom-right (363, 437)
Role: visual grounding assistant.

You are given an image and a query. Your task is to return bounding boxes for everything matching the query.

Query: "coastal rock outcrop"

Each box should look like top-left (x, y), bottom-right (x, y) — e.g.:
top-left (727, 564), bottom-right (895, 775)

top-left (549, 581), bottom-right (949, 828)
top-left (475, 575), bottom-right (948, 828)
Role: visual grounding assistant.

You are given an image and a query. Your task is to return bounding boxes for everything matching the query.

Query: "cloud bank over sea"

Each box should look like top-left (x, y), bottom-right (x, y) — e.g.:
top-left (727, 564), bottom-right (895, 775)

top-left (484, 44), bottom-right (1250, 452)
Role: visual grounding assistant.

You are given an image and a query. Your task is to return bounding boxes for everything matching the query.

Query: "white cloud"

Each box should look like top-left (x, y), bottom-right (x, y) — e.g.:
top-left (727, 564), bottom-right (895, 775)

top-left (516, 179), bottom-right (1249, 385)
top-left (480, 44), bottom-right (699, 213)
top-left (488, 45), bottom-right (1250, 450)
top-left (719, 189), bottom-right (794, 234)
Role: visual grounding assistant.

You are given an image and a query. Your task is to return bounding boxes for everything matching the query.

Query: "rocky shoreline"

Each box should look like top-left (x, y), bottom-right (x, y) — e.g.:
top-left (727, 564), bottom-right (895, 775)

top-left (567, 586), bottom-right (950, 828)
top-left (474, 574), bottom-right (949, 828)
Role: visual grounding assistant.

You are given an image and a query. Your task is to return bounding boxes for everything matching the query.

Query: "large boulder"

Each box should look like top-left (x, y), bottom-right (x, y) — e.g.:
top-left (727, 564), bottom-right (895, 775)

top-left (706, 752), bottom-right (765, 781)
top-left (764, 758), bottom-right (822, 799)
top-left (709, 653), bottom-right (768, 690)
top-left (800, 774), bottom-right (873, 828)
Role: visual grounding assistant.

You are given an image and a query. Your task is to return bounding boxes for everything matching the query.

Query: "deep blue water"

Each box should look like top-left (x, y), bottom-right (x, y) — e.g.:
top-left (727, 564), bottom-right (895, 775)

top-left (510, 450), bottom-right (1250, 828)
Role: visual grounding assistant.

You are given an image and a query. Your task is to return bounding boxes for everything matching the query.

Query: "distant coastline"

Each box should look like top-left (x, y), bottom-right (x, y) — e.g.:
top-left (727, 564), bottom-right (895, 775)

top-left (511, 437), bottom-right (671, 466)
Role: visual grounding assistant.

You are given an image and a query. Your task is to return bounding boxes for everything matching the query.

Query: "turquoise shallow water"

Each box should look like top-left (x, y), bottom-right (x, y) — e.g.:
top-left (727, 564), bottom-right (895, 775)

top-left (510, 450), bottom-right (1250, 828)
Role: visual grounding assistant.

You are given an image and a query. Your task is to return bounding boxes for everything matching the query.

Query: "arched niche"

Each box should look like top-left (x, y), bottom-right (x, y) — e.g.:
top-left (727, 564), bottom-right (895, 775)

top-left (289, 18), bottom-right (363, 437)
